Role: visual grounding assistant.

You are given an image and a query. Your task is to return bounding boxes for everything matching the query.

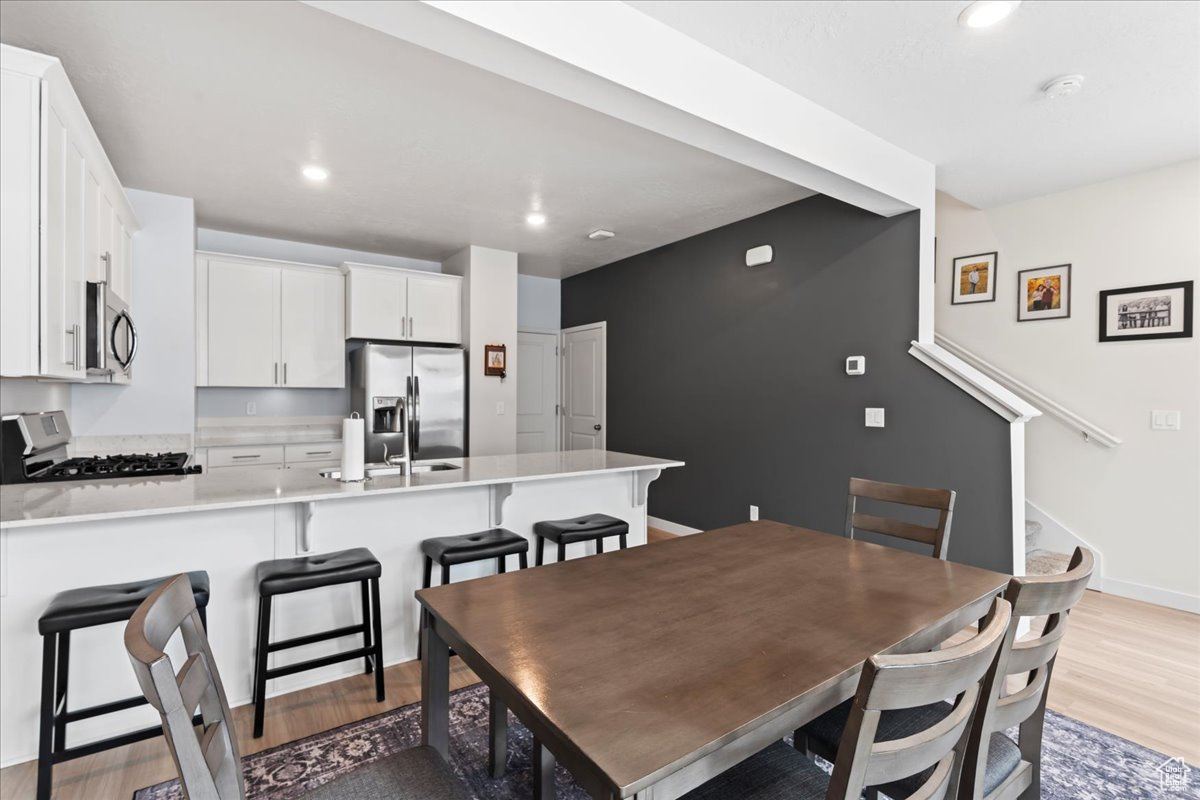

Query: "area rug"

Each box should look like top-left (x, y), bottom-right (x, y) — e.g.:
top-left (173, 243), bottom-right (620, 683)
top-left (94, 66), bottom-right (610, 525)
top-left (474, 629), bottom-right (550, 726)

top-left (134, 684), bottom-right (1197, 799)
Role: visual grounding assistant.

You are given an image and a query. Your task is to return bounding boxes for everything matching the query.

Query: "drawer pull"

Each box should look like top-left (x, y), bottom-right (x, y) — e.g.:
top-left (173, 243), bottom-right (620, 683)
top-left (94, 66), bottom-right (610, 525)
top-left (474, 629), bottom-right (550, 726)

top-left (306, 450), bottom-right (332, 456)
top-left (232, 454), bottom-right (261, 460)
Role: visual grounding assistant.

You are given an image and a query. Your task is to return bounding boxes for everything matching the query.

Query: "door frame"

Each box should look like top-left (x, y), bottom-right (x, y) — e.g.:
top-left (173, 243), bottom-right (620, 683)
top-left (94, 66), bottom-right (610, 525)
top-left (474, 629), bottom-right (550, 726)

top-left (560, 321), bottom-right (607, 450)
top-left (518, 327), bottom-right (562, 451)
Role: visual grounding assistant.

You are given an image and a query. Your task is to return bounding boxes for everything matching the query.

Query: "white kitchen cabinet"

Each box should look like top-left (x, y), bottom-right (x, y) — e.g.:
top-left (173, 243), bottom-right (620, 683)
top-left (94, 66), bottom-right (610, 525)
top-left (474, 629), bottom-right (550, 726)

top-left (0, 45), bottom-right (139, 380)
top-left (196, 252), bottom-right (345, 388)
top-left (342, 263), bottom-right (461, 344)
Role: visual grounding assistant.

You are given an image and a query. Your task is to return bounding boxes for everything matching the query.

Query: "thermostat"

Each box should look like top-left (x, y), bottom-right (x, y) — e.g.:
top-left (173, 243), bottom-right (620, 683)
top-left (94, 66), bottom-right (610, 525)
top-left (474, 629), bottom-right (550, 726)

top-left (846, 356), bottom-right (866, 375)
top-left (745, 244), bottom-right (773, 268)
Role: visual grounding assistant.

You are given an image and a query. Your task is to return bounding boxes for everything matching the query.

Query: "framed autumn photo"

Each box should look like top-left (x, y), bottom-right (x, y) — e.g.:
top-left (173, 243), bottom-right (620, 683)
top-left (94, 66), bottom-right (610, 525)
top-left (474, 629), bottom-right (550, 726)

top-left (951, 251), bottom-right (997, 304)
top-left (1018, 264), bottom-right (1071, 322)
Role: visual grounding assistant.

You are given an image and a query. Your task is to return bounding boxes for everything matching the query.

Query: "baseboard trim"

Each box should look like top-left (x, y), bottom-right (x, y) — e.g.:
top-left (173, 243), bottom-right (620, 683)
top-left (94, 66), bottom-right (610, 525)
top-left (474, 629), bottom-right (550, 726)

top-left (1101, 578), bottom-right (1200, 614)
top-left (647, 516), bottom-right (702, 535)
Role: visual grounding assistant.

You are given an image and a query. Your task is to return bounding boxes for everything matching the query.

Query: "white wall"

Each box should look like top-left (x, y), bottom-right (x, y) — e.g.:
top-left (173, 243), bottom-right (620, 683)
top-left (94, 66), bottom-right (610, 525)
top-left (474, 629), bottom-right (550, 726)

top-left (517, 273), bottom-right (561, 330)
top-left (0, 378), bottom-right (71, 416)
top-left (444, 246), bottom-right (518, 456)
top-left (68, 190), bottom-right (196, 436)
top-left (935, 161), bottom-right (1200, 608)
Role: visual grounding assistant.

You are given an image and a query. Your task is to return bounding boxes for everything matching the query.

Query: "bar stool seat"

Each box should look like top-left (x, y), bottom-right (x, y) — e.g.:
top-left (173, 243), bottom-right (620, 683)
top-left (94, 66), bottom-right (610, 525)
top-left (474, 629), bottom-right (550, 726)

top-left (38, 571), bottom-right (210, 634)
top-left (35, 572), bottom-right (211, 800)
top-left (533, 513), bottom-right (629, 565)
top-left (256, 547), bottom-right (381, 596)
top-left (421, 528), bottom-right (529, 567)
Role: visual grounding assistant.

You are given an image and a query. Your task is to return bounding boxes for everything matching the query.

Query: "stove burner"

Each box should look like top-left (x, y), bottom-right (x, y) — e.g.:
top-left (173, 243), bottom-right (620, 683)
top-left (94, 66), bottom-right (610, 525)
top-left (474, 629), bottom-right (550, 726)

top-left (36, 452), bottom-right (201, 482)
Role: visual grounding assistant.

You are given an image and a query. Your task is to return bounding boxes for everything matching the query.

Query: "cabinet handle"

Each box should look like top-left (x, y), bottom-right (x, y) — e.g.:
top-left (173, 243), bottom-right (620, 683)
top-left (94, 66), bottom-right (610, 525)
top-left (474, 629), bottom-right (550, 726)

top-left (274, 363), bottom-right (279, 385)
top-left (283, 362), bottom-right (288, 384)
top-left (65, 325), bottom-right (80, 367)
top-left (401, 316), bottom-right (406, 338)
top-left (306, 450), bottom-right (332, 456)
top-left (409, 316), bottom-right (414, 338)
top-left (101, 251), bottom-right (112, 285)
top-left (232, 454), bottom-right (261, 460)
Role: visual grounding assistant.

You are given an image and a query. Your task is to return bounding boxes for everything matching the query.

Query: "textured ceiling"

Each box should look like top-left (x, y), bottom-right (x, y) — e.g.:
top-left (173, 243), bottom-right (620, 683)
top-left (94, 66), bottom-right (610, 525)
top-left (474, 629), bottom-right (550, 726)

top-left (632, 0), bottom-right (1200, 208)
top-left (0, 0), bottom-right (813, 277)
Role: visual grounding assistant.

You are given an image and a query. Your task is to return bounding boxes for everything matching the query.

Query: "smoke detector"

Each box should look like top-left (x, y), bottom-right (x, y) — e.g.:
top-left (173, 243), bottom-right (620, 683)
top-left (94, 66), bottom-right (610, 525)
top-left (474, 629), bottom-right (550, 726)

top-left (1041, 74), bottom-right (1085, 100)
top-left (587, 229), bottom-right (615, 241)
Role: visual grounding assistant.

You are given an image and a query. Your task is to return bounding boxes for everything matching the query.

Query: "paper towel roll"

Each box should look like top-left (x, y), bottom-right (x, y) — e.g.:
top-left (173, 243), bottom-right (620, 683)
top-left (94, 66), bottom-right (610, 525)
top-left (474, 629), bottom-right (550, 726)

top-left (341, 414), bottom-right (365, 481)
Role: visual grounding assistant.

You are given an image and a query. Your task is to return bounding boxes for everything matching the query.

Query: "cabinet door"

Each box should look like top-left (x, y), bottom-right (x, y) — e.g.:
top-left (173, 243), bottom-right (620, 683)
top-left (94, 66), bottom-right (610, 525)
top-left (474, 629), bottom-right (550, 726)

top-left (206, 259), bottom-right (280, 386)
top-left (407, 274), bottom-right (461, 344)
top-left (281, 268), bottom-right (345, 387)
top-left (345, 268), bottom-right (405, 340)
top-left (0, 69), bottom-right (40, 376)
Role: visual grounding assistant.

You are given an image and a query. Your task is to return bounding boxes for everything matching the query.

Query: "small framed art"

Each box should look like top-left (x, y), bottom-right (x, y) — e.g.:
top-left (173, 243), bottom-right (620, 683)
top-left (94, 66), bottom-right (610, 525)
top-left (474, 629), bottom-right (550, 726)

top-left (951, 252), bottom-right (997, 304)
top-left (1099, 281), bottom-right (1194, 342)
top-left (1017, 264), bottom-right (1071, 322)
top-left (484, 344), bottom-right (507, 377)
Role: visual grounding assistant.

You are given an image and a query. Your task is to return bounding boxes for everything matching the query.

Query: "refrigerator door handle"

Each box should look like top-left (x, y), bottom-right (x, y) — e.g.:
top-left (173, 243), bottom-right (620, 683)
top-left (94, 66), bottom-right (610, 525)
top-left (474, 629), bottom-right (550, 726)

top-left (406, 375), bottom-right (414, 457)
top-left (413, 375), bottom-right (421, 455)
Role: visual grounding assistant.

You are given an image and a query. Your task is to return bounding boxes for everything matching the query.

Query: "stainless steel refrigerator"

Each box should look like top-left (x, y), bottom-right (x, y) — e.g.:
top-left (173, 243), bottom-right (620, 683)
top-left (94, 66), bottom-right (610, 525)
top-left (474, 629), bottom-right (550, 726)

top-left (350, 344), bottom-right (466, 464)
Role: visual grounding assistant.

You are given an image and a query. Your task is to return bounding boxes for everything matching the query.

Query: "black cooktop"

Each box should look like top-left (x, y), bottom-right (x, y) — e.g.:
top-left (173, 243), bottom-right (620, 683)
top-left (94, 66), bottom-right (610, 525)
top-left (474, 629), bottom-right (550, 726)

top-left (35, 452), bottom-right (202, 482)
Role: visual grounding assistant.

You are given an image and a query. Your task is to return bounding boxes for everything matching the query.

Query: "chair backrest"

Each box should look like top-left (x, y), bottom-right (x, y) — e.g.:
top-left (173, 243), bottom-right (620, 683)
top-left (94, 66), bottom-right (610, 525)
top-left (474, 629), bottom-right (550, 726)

top-left (960, 547), bottom-right (1094, 799)
top-left (125, 574), bottom-right (245, 800)
top-left (845, 477), bottom-right (956, 560)
top-left (826, 596), bottom-right (1012, 800)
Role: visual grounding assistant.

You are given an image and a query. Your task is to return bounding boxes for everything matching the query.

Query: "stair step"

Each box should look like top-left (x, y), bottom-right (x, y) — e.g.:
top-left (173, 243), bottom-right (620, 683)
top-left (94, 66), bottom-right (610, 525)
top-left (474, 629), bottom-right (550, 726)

top-left (1026, 549), bottom-right (1071, 577)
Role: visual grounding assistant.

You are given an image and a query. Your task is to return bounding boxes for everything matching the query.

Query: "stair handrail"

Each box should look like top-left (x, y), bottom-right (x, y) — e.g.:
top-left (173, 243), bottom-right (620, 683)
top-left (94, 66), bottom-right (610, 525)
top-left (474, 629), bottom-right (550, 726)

top-left (934, 333), bottom-right (1122, 448)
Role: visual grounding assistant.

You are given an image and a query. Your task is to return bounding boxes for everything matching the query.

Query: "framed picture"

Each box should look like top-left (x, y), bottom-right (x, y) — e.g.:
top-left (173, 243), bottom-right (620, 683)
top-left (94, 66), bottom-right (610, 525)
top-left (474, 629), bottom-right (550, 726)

top-left (1017, 264), bottom-right (1071, 322)
top-left (1099, 281), bottom-right (1194, 342)
top-left (951, 252), bottom-right (997, 304)
top-left (484, 344), bottom-right (507, 377)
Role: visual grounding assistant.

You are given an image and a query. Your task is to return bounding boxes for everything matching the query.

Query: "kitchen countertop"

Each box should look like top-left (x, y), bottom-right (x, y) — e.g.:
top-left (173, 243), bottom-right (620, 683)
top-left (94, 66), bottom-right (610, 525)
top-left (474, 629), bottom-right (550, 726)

top-left (0, 450), bottom-right (683, 529)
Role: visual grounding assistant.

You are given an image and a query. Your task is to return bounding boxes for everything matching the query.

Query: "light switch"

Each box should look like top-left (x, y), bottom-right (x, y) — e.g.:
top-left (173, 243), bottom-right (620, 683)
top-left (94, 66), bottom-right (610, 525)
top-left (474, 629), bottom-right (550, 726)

top-left (496, 401), bottom-right (505, 415)
top-left (865, 408), bottom-right (885, 428)
top-left (1151, 410), bottom-right (1181, 430)
top-left (246, 402), bottom-right (257, 416)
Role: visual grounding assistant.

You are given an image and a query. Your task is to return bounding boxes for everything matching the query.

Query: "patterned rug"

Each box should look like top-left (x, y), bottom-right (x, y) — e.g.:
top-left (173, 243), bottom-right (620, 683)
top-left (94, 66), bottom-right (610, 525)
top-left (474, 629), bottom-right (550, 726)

top-left (134, 684), bottom-right (1197, 799)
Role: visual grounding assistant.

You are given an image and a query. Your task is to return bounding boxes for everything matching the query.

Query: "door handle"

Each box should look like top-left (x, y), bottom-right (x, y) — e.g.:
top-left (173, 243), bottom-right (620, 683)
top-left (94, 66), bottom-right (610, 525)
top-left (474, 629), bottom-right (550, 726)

top-left (120, 311), bottom-right (138, 369)
top-left (594, 424), bottom-right (602, 431)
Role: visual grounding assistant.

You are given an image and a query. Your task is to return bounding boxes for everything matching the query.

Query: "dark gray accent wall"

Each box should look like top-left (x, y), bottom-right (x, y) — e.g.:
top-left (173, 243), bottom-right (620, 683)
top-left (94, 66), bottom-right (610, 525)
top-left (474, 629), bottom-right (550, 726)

top-left (562, 195), bottom-right (1013, 572)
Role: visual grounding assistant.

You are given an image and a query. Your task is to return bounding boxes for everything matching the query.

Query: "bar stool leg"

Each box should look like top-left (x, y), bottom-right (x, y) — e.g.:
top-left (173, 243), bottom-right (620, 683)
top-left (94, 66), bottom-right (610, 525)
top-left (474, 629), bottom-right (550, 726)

top-left (198, 605), bottom-right (208, 631)
top-left (619, 532), bottom-right (628, 550)
top-left (252, 594), bottom-right (272, 738)
top-left (441, 564), bottom-right (451, 586)
top-left (557, 542), bottom-right (566, 564)
top-left (519, 551), bottom-right (528, 570)
top-left (536, 536), bottom-right (545, 566)
top-left (596, 537), bottom-right (605, 555)
top-left (36, 634), bottom-right (56, 800)
top-left (53, 631), bottom-right (71, 755)
top-left (497, 555), bottom-right (507, 574)
top-left (360, 579), bottom-right (374, 675)
top-left (370, 577), bottom-right (385, 702)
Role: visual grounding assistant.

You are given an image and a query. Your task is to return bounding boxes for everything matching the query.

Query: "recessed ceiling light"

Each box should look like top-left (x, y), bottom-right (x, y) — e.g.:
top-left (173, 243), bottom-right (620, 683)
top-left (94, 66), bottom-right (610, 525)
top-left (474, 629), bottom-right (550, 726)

top-left (1041, 74), bottom-right (1085, 99)
top-left (302, 165), bottom-right (329, 181)
top-left (587, 229), bottom-right (615, 241)
top-left (525, 212), bottom-right (547, 227)
top-left (957, 0), bottom-right (1020, 29)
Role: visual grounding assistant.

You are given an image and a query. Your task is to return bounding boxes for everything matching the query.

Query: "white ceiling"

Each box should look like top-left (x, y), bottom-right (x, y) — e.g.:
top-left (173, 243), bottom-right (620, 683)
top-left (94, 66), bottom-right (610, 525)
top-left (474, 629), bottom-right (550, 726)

top-left (631, 0), bottom-right (1200, 209)
top-left (0, 1), bottom-right (812, 278)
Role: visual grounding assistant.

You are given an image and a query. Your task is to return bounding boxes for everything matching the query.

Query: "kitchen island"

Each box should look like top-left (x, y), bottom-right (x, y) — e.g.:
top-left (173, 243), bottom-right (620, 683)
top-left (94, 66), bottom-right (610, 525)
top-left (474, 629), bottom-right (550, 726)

top-left (0, 450), bottom-right (682, 766)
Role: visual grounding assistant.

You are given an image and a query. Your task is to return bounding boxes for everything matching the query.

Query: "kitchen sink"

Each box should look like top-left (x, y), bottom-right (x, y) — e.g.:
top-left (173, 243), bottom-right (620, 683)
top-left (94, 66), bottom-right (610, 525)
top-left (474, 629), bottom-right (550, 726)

top-left (320, 462), bottom-right (461, 480)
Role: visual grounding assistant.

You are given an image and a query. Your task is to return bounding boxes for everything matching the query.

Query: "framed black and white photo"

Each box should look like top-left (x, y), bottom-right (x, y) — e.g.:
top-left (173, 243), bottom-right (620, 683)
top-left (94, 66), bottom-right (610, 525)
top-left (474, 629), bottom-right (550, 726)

top-left (1099, 281), bottom-right (1193, 342)
top-left (1017, 264), bottom-right (1071, 322)
top-left (951, 251), bottom-right (997, 304)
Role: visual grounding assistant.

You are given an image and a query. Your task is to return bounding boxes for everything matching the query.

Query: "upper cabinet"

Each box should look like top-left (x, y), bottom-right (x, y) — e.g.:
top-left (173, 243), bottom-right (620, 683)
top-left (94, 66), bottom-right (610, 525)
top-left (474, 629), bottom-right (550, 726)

top-left (343, 263), bottom-right (461, 344)
top-left (196, 253), bottom-right (345, 388)
top-left (0, 44), bottom-right (139, 381)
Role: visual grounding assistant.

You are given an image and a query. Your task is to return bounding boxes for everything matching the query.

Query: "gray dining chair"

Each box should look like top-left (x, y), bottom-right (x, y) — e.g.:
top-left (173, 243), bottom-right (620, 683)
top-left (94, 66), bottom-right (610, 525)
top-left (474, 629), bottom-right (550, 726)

top-left (845, 477), bottom-right (956, 560)
top-left (800, 547), bottom-right (1095, 800)
top-left (681, 596), bottom-right (1012, 800)
top-left (124, 574), bottom-right (469, 800)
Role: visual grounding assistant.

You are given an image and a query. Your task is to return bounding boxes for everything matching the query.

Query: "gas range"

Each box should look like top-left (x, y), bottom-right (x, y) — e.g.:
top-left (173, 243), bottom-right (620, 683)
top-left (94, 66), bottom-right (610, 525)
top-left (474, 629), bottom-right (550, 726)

top-left (0, 411), bottom-right (202, 485)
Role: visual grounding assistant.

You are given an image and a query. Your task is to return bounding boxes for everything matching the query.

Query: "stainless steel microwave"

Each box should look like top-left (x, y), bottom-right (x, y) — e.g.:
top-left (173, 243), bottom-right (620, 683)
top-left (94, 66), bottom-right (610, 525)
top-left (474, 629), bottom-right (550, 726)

top-left (86, 280), bottom-right (137, 378)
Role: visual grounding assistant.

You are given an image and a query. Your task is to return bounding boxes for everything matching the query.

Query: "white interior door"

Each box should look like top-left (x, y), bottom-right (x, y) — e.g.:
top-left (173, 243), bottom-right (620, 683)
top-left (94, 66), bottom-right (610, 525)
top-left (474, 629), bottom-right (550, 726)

top-left (517, 330), bottom-right (559, 453)
top-left (562, 322), bottom-right (606, 450)
top-left (281, 268), bottom-right (345, 387)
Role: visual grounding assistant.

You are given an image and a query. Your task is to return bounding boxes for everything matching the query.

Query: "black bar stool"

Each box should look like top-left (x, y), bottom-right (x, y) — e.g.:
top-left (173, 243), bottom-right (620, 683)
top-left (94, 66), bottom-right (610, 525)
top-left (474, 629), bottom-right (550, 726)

top-left (418, 528), bottom-right (529, 659)
top-left (533, 514), bottom-right (629, 565)
top-left (252, 547), bottom-right (383, 738)
top-left (36, 571), bottom-right (211, 800)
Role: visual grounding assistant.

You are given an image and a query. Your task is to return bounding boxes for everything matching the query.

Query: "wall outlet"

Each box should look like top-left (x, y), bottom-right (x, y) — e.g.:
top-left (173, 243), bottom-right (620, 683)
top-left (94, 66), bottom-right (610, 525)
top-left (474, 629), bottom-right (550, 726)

top-left (1151, 410), bottom-right (1181, 430)
top-left (495, 401), bottom-right (505, 415)
top-left (865, 407), bottom-right (885, 428)
top-left (246, 402), bottom-right (257, 416)
top-left (749, 505), bottom-right (759, 521)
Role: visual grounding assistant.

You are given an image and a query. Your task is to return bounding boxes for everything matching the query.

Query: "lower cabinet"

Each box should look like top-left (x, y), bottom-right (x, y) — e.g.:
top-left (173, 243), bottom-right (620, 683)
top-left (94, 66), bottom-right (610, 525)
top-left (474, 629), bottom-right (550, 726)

top-left (200, 442), bottom-right (343, 474)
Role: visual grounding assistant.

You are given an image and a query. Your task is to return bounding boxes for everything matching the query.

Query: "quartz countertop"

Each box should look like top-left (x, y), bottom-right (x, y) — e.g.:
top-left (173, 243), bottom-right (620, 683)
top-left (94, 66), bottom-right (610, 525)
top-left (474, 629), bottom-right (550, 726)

top-left (0, 451), bottom-right (683, 529)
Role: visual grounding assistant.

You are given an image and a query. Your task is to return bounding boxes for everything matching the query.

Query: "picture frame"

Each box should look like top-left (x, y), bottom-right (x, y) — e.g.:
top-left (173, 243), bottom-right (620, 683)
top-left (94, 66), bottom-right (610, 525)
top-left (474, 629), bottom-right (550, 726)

top-left (1017, 264), bottom-right (1071, 322)
top-left (951, 251), bottom-right (997, 304)
top-left (1099, 281), bottom-right (1194, 342)
top-left (484, 344), bottom-right (507, 377)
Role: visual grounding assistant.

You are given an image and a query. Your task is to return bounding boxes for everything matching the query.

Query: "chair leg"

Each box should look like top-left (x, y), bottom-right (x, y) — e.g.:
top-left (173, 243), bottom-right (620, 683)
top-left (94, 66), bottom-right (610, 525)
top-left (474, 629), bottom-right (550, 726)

top-left (360, 580), bottom-right (374, 675)
top-left (536, 536), bottom-right (545, 566)
top-left (519, 551), bottom-right (528, 570)
top-left (441, 564), bottom-right (451, 586)
top-left (370, 578), bottom-right (385, 702)
top-left (619, 532), bottom-right (628, 550)
top-left (557, 542), bottom-right (566, 563)
top-left (52, 631), bottom-right (71, 754)
top-left (252, 594), bottom-right (272, 738)
top-left (497, 555), bottom-right (507, 574)
top-left (198, 605), bottom-right (208, 631)
top-left (36, 634), bottom-right (56, 800)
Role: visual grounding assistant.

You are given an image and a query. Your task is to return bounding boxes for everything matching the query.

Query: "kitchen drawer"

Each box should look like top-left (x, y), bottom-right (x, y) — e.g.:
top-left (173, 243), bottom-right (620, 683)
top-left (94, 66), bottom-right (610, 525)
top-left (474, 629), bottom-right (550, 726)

top-left (207, 445), bottom-right (284, 468)
top-left (284, 442), bottom-right (343, 464)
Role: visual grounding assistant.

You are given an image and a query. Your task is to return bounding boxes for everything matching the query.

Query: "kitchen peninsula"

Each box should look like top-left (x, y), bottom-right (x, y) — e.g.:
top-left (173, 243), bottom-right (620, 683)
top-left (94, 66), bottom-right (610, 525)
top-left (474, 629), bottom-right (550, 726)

top-left (0, 450), bottom-right (682, 766)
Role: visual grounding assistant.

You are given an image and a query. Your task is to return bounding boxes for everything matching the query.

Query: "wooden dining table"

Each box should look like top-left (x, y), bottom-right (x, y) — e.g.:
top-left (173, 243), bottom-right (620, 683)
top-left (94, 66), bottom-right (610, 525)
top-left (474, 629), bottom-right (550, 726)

top-left (417, 520), bottom-right (1009, 800)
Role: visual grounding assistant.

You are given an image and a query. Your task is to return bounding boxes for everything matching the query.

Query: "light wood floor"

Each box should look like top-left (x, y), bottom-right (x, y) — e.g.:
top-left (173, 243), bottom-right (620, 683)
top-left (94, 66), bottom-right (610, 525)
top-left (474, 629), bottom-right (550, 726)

top-left (2, 529), bottom-right (1196, 798)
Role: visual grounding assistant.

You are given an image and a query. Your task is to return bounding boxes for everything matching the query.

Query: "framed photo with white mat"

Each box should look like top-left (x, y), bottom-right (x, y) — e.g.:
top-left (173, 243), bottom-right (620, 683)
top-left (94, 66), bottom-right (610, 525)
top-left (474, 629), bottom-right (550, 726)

top-left (951, 251), bottom-right (997, 304)
top-left (1018, 264), bottom-right (1071, 322)
top-left (1099, 281), bottom-right (1194, 342)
